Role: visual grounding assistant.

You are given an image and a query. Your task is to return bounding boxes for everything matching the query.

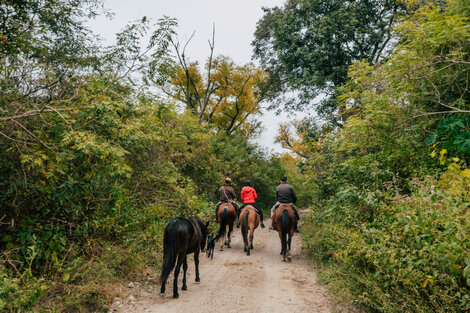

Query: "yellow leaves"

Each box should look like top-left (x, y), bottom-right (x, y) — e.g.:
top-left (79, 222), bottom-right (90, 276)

top-left (423, 276), bottom-right (434, 288)
top-left (167, 55), bottom-right (265, 134)
top-left (439, 149), bottom-right (448, 165)
top-left (461, 169), bottom-right (470, 178)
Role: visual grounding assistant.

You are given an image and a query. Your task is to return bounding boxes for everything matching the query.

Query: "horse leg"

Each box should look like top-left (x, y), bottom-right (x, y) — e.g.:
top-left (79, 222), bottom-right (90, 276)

top-left (249, 226), bottom-right (254, 250)
top-left (287, 234), bottom-right (292, 262)
top-left (248, 224), bottom-right (255, 249)
top-left (194, 250), bottom-right (200, 283)
top-left (220, 231), bottom-right (224, 251)
top-left (173, 252), bottom-right (184, 298)
top-left (246, 227), bottom-right (251, 256)
top-left (182, 255), bottom-right (188, 290)
top-left (282, 235), bottom-right (287, 262)
top-left (224, 224), bottom-right (228, 246)
top-left (227, 223), bottom-right (233, 248)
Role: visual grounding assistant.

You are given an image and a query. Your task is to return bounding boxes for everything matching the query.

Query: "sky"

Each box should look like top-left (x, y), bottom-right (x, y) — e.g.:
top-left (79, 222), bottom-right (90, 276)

top-left (88, 0), bottom-right (310, 154)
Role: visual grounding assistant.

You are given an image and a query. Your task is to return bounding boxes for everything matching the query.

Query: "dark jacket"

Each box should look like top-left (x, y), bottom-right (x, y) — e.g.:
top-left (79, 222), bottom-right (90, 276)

top-left (218, 185), bottom-right (236, 202)
top-left (276, 182), bottom-right (297, 204)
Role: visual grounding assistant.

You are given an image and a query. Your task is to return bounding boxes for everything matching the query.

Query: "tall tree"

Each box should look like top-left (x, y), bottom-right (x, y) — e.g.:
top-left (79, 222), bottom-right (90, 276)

top-left (148, 19), bottom-right (266, 135)
top-left (252, 0), bottom-right (405, 121)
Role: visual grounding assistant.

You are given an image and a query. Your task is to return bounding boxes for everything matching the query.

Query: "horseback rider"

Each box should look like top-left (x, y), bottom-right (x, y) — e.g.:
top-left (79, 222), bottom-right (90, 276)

top-left (215, 177), bottom-right (239, 222)
top-left (238, 181), bottom-right (265, 228)
top-left (270, 176), bottom-right (300, 230)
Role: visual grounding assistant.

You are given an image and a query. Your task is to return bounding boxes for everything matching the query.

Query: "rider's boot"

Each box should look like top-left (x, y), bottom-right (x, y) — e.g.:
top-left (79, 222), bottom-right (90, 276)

top-left (294, 209), bottom-right (300, 232)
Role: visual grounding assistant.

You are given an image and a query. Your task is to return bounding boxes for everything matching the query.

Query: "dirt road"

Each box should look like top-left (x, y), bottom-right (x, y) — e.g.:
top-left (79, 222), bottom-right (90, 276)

top-left (116, 218), bottom-right (333, 313)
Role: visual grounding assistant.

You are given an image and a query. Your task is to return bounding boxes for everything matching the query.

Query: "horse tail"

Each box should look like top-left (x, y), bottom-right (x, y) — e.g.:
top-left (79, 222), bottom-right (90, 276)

top-left (215, 206), bottom-right (228, 240)
top-left (281, 209), bottom-right (289, 255)
top-left (241, 210), bottom-right (249, 248)
top-left (160, 223), bottom-right (178, 284)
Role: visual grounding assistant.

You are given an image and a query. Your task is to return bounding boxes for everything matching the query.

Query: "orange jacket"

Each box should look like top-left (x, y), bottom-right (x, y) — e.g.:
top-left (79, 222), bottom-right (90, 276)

top-left (240, 186), bottom-right (257, 204)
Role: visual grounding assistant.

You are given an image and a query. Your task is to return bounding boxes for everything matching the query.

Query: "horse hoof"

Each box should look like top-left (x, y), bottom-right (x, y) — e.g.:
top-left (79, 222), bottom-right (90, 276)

top-left (250, 245), bottom-right (254, 249)
top-left (160, 293), bottom-right (165, 298)
top-left (287, 257), bottom-right (292, 262)
top-left (173, 294), bottom-right (179, 299)
top-left (244, 247), bottom-right (247, 252)
top-left (247, 250), bottom-right (250, 256)
top-left (182, 285), bottom-right (187, 291)
top-left (195, 278), bottom-right (200, 283)
top-left (227, 245), bottom-right (231, 248)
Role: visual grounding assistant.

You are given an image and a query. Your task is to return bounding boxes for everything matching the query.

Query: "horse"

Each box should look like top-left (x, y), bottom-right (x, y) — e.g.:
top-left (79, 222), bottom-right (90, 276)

top-left (160, 217), bottom-right (209, 298)
top-left (273, 204), bottom-right (297, 262)
top-left (215, 202), bottom-right (236, 250)
top-left (206, 233), bottom-right (215, 259)
top-left (240, 205), bottom-right (260, 256)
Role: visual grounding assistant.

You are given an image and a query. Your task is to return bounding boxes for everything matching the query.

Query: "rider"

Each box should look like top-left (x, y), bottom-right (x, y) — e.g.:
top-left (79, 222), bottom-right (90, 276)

top-left (215, 177), bottom-right (239, 222)
top-left (270, 176), bottom-right (300, 230)
top-left (238, 181), bottom-right (265, 228)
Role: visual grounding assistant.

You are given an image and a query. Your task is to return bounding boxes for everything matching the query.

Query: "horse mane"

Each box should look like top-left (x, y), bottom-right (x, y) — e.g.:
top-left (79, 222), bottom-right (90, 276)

top-left (187, 217), bottom-right (203, 240)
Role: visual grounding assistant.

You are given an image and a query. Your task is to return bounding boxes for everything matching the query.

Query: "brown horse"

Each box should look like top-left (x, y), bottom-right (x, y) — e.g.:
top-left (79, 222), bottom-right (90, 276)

top-left (273, 204), bottom-right (297, 262)
top-left (240, 205), bottom-right (260, 256)
top-left (215, 202), bottom-right (236, 251)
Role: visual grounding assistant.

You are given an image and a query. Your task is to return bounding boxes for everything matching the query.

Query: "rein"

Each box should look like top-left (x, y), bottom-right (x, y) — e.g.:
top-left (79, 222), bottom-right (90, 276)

top-left (222, 186), bottom-right (232, 203)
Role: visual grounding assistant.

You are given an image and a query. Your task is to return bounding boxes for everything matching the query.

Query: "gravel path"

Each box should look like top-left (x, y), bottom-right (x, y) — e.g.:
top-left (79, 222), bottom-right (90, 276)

top-left (116, 218), bottom-right (333, 313)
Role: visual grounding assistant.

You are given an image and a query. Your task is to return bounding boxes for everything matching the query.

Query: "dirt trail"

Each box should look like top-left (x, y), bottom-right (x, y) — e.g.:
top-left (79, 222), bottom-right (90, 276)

top-left (116, 218), bottom-right (333, 313)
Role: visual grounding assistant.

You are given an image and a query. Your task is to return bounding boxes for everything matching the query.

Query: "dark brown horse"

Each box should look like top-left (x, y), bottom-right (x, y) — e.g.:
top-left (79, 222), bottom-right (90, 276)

top-left (215, 202), bottom-right (236, 251)
top-left (160, 217), bottom-right (209, 298)
top-left (273, 204), bottom-right (297, 262)
top-left (240, 205), bottom-right (260, 256)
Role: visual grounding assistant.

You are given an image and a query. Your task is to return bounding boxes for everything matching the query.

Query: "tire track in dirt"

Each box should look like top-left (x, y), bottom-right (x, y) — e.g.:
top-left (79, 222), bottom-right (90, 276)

top-left (116, 218), bottom-right (333, 313)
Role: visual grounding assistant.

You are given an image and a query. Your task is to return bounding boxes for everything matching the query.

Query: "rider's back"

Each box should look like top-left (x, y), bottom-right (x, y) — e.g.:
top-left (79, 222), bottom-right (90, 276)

top-left (276, 183), bottom-right (297, 204)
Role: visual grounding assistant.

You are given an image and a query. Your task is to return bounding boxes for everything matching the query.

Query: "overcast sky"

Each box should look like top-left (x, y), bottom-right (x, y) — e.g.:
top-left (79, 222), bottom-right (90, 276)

top-left (88, 0), bottom-right (309, 154)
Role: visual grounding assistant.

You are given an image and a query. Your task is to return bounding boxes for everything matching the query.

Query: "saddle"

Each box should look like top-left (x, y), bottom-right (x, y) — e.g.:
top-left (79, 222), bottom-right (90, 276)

top-left (245, 205), bottom-right (261, 215)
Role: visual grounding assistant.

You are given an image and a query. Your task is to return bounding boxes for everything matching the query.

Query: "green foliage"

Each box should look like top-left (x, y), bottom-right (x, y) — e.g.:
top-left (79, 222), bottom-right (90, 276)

top-left (428, 116), bottom-right (470, 157)
top-left (252, 0), bottom-right (405, 118)
top-left (297, 0), bottom-right (470, 311)
top-left (304, 165), bottom-right (470, 312)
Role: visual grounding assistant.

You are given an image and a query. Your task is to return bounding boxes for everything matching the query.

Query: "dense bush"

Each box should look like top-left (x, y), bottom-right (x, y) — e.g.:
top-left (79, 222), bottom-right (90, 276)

top-left (304, 163), bottom-right (470, 312)
top-left (293, 0), bottom-right (470, 311)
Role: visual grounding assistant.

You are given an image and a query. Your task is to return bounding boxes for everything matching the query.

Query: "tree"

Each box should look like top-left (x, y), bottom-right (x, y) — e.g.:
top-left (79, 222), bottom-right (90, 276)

top-left (252, 0), bottom-right (405, 120)
top-left (148, 19), bottom-right (266, 135)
